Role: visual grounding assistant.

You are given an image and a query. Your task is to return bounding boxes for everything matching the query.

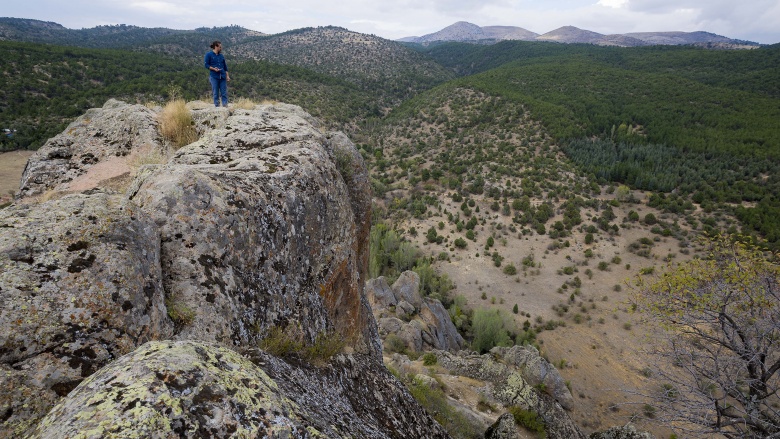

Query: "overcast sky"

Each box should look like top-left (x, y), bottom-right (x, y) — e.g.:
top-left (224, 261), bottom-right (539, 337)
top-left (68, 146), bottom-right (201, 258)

top-left (5, 0), bottom-right (780, 44)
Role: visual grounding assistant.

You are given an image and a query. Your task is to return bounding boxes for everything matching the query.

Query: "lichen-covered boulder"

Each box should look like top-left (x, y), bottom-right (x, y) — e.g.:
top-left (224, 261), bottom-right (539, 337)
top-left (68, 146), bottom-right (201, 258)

top-left (492, 345), bottom-right (574, 410)
top-left (31, 340), bottom-right (451, 439)
top-left (5, 100), bottom-right (449, 437)
top-left (30, 340), bottom-right (310, 438)
top-left (434, 350), bottom-right (585, 439)
top-left (0, 192), bottom-right (172, 436)
top-left (379, 317), bottom-right (423, 353)
top-left (246, 348), bottom-right (451, 438)
top-left (18, 99), bottom-right (163, 197)
top-left (485, 413), bottom-right (524, 439)
top-left (129, 103), bottom-right (377, 355)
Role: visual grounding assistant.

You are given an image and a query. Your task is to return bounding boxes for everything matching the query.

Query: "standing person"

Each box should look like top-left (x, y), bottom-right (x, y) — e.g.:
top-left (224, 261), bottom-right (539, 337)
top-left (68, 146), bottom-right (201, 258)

top-left (204, 40), bottom-right (230, 107)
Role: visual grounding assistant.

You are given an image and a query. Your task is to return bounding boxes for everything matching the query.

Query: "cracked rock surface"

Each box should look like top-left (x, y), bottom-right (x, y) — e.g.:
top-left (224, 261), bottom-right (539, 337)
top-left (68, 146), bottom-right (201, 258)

top-left (2, 101), bottom-right (446, 438)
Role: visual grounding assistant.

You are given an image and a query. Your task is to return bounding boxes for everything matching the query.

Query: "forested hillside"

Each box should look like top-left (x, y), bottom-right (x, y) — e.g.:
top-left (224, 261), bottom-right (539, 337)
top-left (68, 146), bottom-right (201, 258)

top-left (231, 27), bottom-right (454, 102)
top-left (0, 41), bottom-right (380, 150)
top-left (406, 41), bottom-right (780, 248)
top-left (0, 18), bottom-right (261, 51)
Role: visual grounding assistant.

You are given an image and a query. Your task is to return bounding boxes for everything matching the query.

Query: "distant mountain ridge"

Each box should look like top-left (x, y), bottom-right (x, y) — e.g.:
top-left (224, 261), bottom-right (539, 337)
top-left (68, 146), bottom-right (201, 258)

top-left (0, 17), bottom-right (264, 50)
top-left (400, 21), bottom-right (538, 43)
top-left (401, 21), bottom-right (760, 47)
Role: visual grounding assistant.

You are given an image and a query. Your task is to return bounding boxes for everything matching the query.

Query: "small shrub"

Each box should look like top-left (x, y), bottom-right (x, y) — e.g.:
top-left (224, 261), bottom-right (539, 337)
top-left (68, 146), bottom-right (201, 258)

top-left (165, 294), bottom-right (196, 326)
top-left (258, 327), bottom-right (345, 366)
top-left (258, 326), bottom-right (304, 358)
top-left (422, 352), bottom-right (438, 366)
top-left (384, 334), bottom-right (408, 354)
top-left (476, 396), bottom-right (495, 412)
top-left (508, 406), bottom-right (546, 437)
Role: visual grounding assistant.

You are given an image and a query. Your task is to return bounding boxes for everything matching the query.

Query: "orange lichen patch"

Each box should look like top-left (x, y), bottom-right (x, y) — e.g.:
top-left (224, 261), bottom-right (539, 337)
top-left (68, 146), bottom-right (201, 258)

top-left (319, 258), bottom-right (363, 346)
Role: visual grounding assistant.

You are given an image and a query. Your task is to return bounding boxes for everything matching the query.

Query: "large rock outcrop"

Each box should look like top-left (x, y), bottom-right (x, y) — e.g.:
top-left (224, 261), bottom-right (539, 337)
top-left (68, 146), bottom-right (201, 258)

top-left (367, 272), bottom-right (465, 353)
top-left (484, 413), bottom-right (527, 439)
top-left (18, 99), bottom-right (163, 197)
top-left (430, 348), bottom-right (583, 439)
top-left (0, 192), bottom-right (173, 435)
top-left (1, 100), bottom-right (448, 438)
top-left (128, 102), bottom-right (376, 351)
top-left (32, 340), bottom-right (449, 438)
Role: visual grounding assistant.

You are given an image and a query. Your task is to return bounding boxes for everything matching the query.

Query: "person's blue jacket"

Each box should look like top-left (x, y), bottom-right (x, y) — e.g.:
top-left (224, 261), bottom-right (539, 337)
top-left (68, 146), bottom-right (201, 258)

top-left (204, 51), bottom-right (228, 80)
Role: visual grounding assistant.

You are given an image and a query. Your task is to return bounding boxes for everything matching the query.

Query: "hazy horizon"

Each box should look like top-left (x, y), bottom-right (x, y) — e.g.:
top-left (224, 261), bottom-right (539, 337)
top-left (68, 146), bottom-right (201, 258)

top-left (3, 0), bottom-right (779, 44)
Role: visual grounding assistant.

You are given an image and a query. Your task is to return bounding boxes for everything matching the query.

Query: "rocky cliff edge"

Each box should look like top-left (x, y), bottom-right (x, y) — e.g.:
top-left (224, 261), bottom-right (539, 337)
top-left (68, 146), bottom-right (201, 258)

top-left (1, 99), bottom-right (449, 438)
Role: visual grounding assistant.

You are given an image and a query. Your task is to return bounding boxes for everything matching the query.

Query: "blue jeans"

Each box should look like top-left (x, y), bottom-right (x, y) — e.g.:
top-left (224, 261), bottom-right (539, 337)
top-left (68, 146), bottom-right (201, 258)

top-left (210, 76), bottom-right (228, 107)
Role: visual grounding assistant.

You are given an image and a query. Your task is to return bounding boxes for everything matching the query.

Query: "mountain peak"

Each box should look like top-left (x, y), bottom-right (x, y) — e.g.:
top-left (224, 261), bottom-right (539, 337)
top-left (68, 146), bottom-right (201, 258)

top-left (400, 22), bottom-right (757, 47)
top-left (402, 21), bottom-right (538, 44)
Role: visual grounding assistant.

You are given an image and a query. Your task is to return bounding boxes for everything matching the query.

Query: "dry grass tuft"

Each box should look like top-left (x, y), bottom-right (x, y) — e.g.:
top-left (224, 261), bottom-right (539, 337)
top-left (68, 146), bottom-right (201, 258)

top-left (233, 97), bottom-right (258, 110)
top-left (36, 189), bottom-right (67, 204)
top-left (159, 99), bottom-right (197, 149)
top-left (258, 326), bottom-right (345, 367)
top-left (128, 144), bottom-right (169, 172)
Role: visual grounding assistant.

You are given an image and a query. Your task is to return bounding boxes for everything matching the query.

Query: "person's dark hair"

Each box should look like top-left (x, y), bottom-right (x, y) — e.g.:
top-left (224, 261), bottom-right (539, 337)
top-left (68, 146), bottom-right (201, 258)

top-left (210, 40), bottom-right (222, 49)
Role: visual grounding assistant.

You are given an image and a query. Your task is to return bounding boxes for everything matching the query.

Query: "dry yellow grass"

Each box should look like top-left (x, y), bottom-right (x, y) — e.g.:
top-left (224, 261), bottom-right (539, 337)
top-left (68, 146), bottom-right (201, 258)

top-left (0, 150), bottom-right (34, 202)
top-left (36, 188), bottom-right (67, 204)
top-left (232, 97), bottom-right (258, 110)
top-left (158, 99), bottom-right (197, 149)
top-left (128, 144), bottom-right (169, 172)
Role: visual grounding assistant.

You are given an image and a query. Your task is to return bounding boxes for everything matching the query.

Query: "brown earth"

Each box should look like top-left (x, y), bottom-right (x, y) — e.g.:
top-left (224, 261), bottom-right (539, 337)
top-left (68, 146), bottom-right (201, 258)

top-left (0, 150), bottom-right (34, 202)
top-left (399, 189), bottom-right (697, 437)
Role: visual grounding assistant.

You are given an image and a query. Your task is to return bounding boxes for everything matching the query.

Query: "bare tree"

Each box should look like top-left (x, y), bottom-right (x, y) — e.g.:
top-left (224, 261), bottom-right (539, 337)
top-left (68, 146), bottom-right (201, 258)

top-left (632, 238), bottom-right (780, 438)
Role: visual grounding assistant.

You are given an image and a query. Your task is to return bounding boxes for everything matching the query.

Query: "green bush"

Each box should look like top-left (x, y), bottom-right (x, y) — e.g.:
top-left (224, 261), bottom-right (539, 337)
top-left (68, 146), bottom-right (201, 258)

top-left (471, 308), bottom-right (513, 354)
top-left (508, 406), bottom-right (546, 437)
top-left (422, 352), bottom-right (438, 366)
top-left (385, 334), bottom-right (408, 354)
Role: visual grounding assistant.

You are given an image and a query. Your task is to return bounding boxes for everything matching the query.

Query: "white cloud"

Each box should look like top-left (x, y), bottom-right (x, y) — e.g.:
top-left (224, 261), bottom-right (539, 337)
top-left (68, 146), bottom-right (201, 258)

top-left (597, 0), bottom-right (628, 9)
top-left (129, 1), bottom-right (189, 15)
